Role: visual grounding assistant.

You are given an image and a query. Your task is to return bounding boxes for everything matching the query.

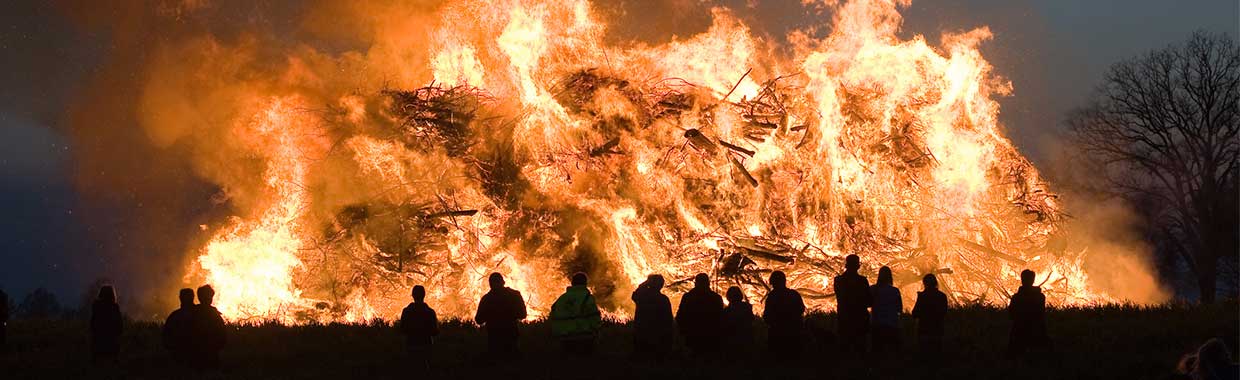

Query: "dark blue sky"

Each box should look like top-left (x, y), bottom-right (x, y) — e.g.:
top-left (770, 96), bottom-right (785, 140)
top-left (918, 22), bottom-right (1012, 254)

top-left (1, 0), bottom-right (1235, 308)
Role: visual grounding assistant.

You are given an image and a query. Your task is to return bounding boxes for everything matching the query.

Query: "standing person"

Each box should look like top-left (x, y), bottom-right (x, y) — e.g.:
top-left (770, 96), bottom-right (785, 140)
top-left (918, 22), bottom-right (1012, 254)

top-left (1007, 269), bottom-right (1050, 356)
top-left (631, 274), bottom-right (673, 360)
top-left (90, 286), bottom-right (123, 363)
top-left (0, 289), bottom-right (8, 352)
top-left (549, 272), bottom-right (602, 355)
top-left (720, 286), bottom-right (753, 357)
top-left (399, 285), bottom-right (438, 371)
top-left (763, 271), bottom-right (805, 358)
top-left (833, 254), bottom-right (872, 355)
top-left (676, 273), bottom-right (724, 356)
top-left (190, 285), bottom-right (227, 370)
top-left (870, 266), bottom-right (902, 354)
top-left (475, 272), bottom-right (527, 358)
top-left (162, 288), bottom-right (196, 366)
top-left (911, 274), bottom-right (948, 354)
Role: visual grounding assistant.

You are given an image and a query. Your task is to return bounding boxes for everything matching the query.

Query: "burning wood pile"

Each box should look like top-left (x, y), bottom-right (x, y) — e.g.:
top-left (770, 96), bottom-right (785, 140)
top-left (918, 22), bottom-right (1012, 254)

top-left (184, 0), bottom-right (1126, 324)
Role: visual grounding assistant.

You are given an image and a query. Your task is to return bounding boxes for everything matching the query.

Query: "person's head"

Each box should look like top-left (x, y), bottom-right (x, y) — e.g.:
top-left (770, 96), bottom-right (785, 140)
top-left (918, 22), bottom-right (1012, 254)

top-left (97, 286), bottom-right (116, 303)
top-left (197, 285), bottom-right (215, 306)
top-left (488, 272), bottom-right (505, 290)
top-left (877, 266), bottom-right (893, 286)
top-left (769, 271), bottom-right (787, 289)
top-left (1196, 338), bottom-right (1234, 370)
top-left (1020, 269), bottom-right (1036, 286)
top-left (178, 288), bottom-right (195, 308)
top-left (571, 272), bottom-right (588, 286)
top-left (845, 254), bottom-right (860, 271)
top-left (693, 273), bottom-right (710, 289)
top-left (646, 274), bottom-right (665, 290)
top-left (411, 285), bottom-right (426, 302)
top-left (726, 286), bottom-right (744, 304)
top-left (922, 273), bottom-right (938, 290)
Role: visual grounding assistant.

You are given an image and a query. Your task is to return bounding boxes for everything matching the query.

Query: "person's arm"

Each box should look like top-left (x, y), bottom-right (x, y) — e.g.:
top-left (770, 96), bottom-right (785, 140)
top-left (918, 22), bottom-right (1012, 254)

top-left (1036, 294), bottom-right (1046, 317)
top-left (585, 294), bottom-right (602, 330)
top-left (475, 297), bottom-right (488, 326)
top-left (398, 308), bottom-right (410, 333)
top-left (861, 279), bottom-right (873, 307)
top-left (429, 309), bottom-right (439, 336)
top-left (895, 290), bottom-right (904, 316)
top-left (912, 295), bottom-right (923, 319)
top-left (761, 294), bottom-right (772, 321)
top-left (674, 296), bottom-right (687, 327)
top-left (796, 292), bottom-right (806, 316)
top-left (515, 293), bottom-right (527, 320)
top-left (161, 315), bottom-right (173, 348)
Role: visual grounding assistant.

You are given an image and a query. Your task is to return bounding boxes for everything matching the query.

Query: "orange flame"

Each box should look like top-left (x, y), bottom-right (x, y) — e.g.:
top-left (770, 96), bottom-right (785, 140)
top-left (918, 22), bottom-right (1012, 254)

top-left (178, 0), bottom-right (1161, 323)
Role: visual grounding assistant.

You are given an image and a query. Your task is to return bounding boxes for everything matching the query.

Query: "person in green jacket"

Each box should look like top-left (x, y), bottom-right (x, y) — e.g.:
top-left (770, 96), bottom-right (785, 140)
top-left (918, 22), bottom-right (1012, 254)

top-left (550, 272), bottom-right (602, 355)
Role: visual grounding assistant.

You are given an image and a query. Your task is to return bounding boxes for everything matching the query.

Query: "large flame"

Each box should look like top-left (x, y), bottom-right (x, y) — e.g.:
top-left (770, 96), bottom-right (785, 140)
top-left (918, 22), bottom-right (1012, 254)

top-left (180, 0), bottom-right (1157, 323)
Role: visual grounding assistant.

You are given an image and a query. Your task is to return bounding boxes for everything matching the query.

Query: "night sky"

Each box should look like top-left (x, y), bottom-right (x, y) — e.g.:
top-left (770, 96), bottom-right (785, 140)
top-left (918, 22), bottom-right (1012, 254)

top-left (1, 0), bottom-right (1235, 311)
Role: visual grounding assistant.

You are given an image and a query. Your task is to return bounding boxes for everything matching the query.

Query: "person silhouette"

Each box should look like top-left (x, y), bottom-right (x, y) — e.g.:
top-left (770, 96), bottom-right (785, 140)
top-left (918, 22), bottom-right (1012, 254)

top-left (399, 285), bottom-right (438, 371)
top-left (190, 285), bottom-right (227, 369)
top-left (834, 254), bottom-right (872, 355)
top-left (763, 271), bottom-right (805, 358)
top-left (0, 289), bottom-right (8, 352)
top-left (870, 266), bottom-right (902, 354)
top-left (911, 273), bottom-right (947, 354)
top-left (162, 288), bottom-right (196, 366)
top-left (1007, 269), bottom-right (1050, 356)
top-left (475, 272), bottom-right (527, 358)
top-left (676, 273), bottom-right (723, 356)
top-left (550, 272), bottom-right (602, 355)
top-left (631, 274), bottom-right (673, 360)
top-left (1177, 338), bottom-right (1240, 379)
top-left (721, 286), bottom-right (754, 357)
top-left (90, 286), bottom-right (123, 363)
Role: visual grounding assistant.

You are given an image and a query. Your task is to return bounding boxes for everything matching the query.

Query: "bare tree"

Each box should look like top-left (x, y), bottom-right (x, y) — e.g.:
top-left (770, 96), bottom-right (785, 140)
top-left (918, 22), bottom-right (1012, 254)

top-left (1067, 31), bottom-right (1239, 303)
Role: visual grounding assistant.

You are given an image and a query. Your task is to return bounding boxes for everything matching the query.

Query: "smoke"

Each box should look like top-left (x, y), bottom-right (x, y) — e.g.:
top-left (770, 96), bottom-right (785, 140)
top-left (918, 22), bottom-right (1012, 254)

top-left (1041, 139), bottom-right (1170, 304)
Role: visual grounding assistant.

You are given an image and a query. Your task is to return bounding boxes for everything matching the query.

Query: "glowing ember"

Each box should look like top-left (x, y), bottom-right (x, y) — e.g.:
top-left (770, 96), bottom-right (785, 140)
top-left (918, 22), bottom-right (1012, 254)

top-left (183, 0), bottom-right (1159, 323)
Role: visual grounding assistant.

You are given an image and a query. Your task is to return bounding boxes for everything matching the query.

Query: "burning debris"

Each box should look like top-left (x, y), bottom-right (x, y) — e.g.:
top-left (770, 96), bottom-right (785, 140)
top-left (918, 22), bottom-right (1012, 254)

top-left (184, 0), bottom-right (1132, 324)
top-left (383, 84), bottom-right (492, 157)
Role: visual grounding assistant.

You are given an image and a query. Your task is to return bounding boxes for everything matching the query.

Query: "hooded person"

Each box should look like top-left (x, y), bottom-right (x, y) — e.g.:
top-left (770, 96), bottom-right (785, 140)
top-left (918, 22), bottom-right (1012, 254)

top-left (399, 285), bottom-right (438, 370)
top-left (721, 286), bottom-right (754, 356)
top-left (1007, 269), bottom-right (1050, 356)
top-left (676, 273), bottom-right (724, 355)
top-left (763, 271), bottom-right (805, 358)
top-left (90, 286), bottom-right (123, 362)
top-left (631, 274), bottom-right (674, 359)
top-left (549, 272), bottom-right (602, 355)
top-left (190, 285), bottom-right (227, 369)
top-left (911, 273), bottom-right (948, 353)
top-left (475, 272), bottom-right (527, 357)
top-left (833, 254), bottom-right (872, 355)
top-left (870, 266), bottom-right (902, 354)
top-left (162, 288), bottom-right (196, 365)
top-left (1178, 338), bottom-right (1240, 380)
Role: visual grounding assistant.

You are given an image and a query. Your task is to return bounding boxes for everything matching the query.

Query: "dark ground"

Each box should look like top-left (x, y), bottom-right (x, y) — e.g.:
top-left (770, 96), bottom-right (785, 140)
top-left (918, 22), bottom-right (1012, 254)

top-left (1, 302), bottom-right (1236, 379)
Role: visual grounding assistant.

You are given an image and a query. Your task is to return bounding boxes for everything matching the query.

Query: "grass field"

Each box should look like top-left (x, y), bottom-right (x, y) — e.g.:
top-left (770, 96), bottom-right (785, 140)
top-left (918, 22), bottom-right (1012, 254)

top-left (2, 301), bottom-right (1236, 379)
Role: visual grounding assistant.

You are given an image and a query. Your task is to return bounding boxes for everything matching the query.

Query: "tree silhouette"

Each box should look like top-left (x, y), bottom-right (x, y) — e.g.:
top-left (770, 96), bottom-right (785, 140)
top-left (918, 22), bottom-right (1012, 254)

top-left (18, 288), bottom-right (63, 319)
top-left (1067, 31), bottom-right (1239, 303)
